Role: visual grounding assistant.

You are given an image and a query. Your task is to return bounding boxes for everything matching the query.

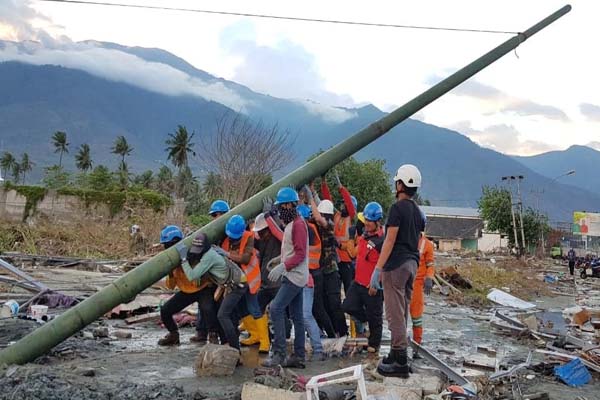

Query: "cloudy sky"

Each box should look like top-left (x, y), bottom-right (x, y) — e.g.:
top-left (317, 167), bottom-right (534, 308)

top-left (1, 0), bottom-right (599, 155)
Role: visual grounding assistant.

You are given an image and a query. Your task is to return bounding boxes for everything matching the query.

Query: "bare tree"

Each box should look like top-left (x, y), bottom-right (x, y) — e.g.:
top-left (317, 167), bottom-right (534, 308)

top-left (198, 112), bottom-right (295, 206)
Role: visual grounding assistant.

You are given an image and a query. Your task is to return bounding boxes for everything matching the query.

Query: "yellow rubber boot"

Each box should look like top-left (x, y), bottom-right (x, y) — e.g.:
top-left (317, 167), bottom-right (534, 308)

top-left (240, 316), bottom-right (259, 346)
top-left (350, 319), bottom-right (356, 338)
top-left (255, 314), bottom-right (271, 354)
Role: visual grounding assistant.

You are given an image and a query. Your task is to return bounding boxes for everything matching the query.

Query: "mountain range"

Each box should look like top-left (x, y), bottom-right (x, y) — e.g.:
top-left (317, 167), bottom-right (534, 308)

top-left (0, 39), bottom-right (598, 223)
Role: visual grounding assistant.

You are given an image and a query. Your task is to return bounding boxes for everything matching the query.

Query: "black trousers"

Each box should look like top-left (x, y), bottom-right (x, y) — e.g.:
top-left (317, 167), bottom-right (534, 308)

top-left (323, 270), bottom-right (348, 336)
top-left (217, 285), bottom-right (247, 350)
top-left (342, 282), bottom-right (383, 348)
top-left (160, 288), bottom-right (219, 334)
top-left (338, 261), bottom-right (355, 296)
top-left (310, 269), bottom-right (336, 338)
top-left (569, 261), bottom-right (575, 275)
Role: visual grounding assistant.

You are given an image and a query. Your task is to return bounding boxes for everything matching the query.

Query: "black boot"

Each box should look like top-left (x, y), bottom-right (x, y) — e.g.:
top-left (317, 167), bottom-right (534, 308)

top-left (377, 348), bottom-right (409, 378)
top-left (261, 352), bottom-right (285, 368)
top-left (381, 349), bottom-right (399, 365)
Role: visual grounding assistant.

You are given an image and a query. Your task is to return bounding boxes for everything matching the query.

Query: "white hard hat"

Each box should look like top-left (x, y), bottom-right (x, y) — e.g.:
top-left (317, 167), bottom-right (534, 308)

top-left (393, 164), bottom-right (422, 188)
top-left (253, 213), bottom-right (268, 232)
top-left (317, 199), bottom-right (334, 215)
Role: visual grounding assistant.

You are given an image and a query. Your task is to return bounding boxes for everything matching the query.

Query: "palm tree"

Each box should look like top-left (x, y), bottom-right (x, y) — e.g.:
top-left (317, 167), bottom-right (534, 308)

top-left (19, 153), bottom-right (34, 184)
top-left (75, 144), bottom-right (93, 172)
top-left (117, 160), bottom-right (130, 189)
top-left (165, 125), bottom-right (196, 170)
top-left (52, 131), bottom-right (69, 168)
top-left (0, 152), bottom-right (16, 182)
top-left (111, 135), bottom-right (133, 164)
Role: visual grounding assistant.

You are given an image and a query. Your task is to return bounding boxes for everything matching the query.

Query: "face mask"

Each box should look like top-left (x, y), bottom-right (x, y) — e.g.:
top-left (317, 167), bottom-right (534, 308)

top-left (279, 207), bottom-right (298, 224)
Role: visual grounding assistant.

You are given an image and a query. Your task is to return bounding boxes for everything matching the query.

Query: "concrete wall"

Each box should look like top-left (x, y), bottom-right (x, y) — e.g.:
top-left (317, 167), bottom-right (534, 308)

top-left (478, 232), bottom-right (508, 253)
top-left (438, 239), bottom-right (462, 252)
top-left (0, 187), bottom-right (184, 224)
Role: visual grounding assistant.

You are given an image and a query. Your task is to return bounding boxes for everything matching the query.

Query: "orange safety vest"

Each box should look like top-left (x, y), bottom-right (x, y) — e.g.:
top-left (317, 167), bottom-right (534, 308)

top-left (307, 222), bottom-right (322, 270)
top-left (416, 236), bottom-right (435, 281)
top-left (334, 215), bottom-right (353, 262)
top-left (223, 231), bottom-right (261, 294)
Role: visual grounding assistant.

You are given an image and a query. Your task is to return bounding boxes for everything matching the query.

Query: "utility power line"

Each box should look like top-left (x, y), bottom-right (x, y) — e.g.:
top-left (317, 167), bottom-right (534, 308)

top-left (39, 0), bottom-right (519, 35)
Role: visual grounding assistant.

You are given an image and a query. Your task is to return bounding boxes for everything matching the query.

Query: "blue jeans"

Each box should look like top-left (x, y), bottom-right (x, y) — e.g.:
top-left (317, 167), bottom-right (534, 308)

top-left (270, 277), bottom-right (305, 358)
top-left (303, 287), bottom-right (323, 354)
top-left (245, 291), bottom-right (263, 319)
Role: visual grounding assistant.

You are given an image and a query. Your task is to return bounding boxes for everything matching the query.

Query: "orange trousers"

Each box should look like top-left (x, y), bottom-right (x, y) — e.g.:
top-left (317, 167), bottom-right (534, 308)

top-left (410, 278), bottom-right (425, 344)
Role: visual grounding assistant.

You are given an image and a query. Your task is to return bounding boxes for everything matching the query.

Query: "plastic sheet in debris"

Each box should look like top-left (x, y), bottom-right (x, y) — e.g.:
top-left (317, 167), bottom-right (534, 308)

top-left (554, 358), bottom-right (591, 387)
top-left (487, 289), bottom-right (536, 309)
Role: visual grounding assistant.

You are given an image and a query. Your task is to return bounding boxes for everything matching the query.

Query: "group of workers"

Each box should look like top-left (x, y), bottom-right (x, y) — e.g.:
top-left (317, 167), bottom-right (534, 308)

top-left (156, 163), bottom-right (435, 378)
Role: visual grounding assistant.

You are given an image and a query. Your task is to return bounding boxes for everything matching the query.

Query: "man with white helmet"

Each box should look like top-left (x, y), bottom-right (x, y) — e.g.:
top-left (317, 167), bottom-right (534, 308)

top-left (305, 184), bottom-right (347, 338)
top-left (369, 164), bottom-right (424, 378)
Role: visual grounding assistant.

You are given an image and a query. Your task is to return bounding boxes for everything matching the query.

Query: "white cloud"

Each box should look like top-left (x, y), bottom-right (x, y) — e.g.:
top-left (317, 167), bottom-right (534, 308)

top-left (0, 41), bottom-right (252, 112)
top-left (221, 21), bottom-right (357, 108)
top-left (450, 121), bottom-right (555, 156)
top-left (580, 103), bottom-right (600, 122)
top-left (293, 99), bottom-right (357, 124)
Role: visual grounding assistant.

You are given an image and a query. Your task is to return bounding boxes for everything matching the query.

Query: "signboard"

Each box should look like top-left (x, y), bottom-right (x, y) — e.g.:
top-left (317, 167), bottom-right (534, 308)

top-left (573, 211), bottom-right (600, 237)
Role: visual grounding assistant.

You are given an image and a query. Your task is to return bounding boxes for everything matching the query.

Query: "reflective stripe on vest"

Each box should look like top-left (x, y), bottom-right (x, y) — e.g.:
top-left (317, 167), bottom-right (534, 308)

top-left (223, 231), bottom-right (261, 294)
top-left (308, 222), bottom-right (322, 270)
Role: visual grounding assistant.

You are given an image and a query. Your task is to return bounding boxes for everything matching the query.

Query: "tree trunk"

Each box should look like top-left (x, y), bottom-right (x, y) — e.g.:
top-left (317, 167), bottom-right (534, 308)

top-left (59, 151), bottom-right (63, 169)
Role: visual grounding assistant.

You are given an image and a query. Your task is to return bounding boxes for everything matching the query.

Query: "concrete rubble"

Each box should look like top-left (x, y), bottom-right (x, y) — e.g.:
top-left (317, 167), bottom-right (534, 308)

top-left (2, 252), bottom-right (600, 399)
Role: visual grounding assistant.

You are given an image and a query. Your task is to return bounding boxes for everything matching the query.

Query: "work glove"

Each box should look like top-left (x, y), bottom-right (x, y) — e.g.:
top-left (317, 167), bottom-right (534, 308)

top-left (268, 263), bottom-right (285, 282)
top-left (175, 241), bottom-right (188, 261)
top-left (369, 268), bottom-right (382, 291)
top-left (302, 185), bottom-right (313, 203)
top-left (334, 171), bottom-right (342, 187)
top-left (213, 246), bottom-right (229, 258)
top-left (262, 197), bottom-right (274, 213)
top-left (424, 277), bottom-right (433, 296)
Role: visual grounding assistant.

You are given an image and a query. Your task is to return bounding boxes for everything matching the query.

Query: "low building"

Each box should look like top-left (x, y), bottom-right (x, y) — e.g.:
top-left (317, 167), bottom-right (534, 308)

top-left (420, 206), bottom-right (504, 252)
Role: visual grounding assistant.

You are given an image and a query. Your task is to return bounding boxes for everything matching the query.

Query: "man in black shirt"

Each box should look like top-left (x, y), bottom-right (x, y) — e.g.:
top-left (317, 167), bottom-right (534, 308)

top-left (369, 164), bottom-right (424, 378)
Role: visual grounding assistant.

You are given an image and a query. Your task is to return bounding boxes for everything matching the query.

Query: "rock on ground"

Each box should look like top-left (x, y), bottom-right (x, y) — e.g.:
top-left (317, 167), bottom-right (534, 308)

top-left (241, 383), bottom-right (303, 400)
top-left (359, 372), bottom-right (444, 400)
top-left (194, 343), bottom-right (240, 377)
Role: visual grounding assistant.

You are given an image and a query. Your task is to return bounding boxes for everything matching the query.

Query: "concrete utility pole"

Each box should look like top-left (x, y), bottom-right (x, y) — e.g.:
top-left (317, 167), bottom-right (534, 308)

top-left (0, 4), bottom-right (572, 366)
top-left (515, 175), bottom-right (526, 255)
top-left (502, 176), bottom-right (520, 254)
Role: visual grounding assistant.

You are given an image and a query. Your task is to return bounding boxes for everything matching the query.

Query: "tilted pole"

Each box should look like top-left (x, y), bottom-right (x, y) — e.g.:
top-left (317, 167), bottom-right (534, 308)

top-left (0, 5), bottom-right (571, 365)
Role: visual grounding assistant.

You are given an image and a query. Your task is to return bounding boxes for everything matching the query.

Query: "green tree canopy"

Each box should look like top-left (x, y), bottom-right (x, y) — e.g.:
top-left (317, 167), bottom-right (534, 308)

top-left (309, 153), bottom-right (394, 214)
top-left (1, 152), bottom-right (16, 182)
top-left (111, 135), bottom-right (133, 164)
top-left (52, 131), bottom-right (69, 168)
top-left (75, 144), bottom-right (93, 172)
top-left (19, 153), bottom-right (33, 184)
top-left (166, 125), bottom-right (196, 170)
top-left (478, 185), bottom-right (550, 251)
top-left (85, 165), bottom-right (115, 191)
top-left (42, 165), bottom-right (70, 189)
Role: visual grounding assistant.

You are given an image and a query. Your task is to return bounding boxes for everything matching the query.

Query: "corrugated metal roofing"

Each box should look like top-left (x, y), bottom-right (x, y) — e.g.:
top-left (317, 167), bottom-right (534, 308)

top-left (420, 206), bottom-right (480, 218)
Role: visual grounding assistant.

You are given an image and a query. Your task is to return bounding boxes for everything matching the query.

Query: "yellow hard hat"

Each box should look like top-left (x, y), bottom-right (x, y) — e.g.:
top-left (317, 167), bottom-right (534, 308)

top-left (357, 212), bottom-right (365, 224)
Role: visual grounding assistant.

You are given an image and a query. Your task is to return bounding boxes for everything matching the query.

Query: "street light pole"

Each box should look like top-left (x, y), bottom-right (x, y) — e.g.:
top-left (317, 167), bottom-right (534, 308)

top-left (502, 176), bottom-right (520, 254)
top-left (515, 175), bottom-right (526, 255)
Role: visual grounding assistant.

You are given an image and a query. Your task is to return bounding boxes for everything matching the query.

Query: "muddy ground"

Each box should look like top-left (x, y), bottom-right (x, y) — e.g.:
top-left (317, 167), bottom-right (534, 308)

top-left (1, 258), bottom-right (600, 399)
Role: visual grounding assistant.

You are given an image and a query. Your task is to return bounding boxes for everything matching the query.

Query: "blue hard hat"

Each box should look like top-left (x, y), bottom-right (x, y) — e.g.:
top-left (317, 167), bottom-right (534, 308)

top-left (297, 204), bottom-right (311, 219)
top-left (274, 187), bottom-right (299, 205)
top-left (225, 214), bottom-right (246, 240)
top-left (209, 200), bottom-right (230, 216)
top-left (160, 225), bottom-right (183, 244)
top-left (351, 196), bottom-right (358, 211)
top-left (363, 202), bottom-right (383, 222)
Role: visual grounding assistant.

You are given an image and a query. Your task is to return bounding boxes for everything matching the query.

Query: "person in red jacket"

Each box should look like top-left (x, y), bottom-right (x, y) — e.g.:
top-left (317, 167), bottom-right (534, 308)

top-left (320, 174), bottom-right (357, 296)
top-left (410, 210), bottom-right (435, 348)
top-left (342, 202), bottom-right (385, 353)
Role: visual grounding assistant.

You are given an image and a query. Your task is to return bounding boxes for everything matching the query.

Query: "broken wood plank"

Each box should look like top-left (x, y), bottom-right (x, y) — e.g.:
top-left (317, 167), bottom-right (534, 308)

top-left (435, 274), bottom-right (462, 294)
top-left (495, 311), bottom-right (527, 329)
top-left (537, 348), bottom-right (600, 373)
top-left (125, 312), bottom-right (160, 324)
